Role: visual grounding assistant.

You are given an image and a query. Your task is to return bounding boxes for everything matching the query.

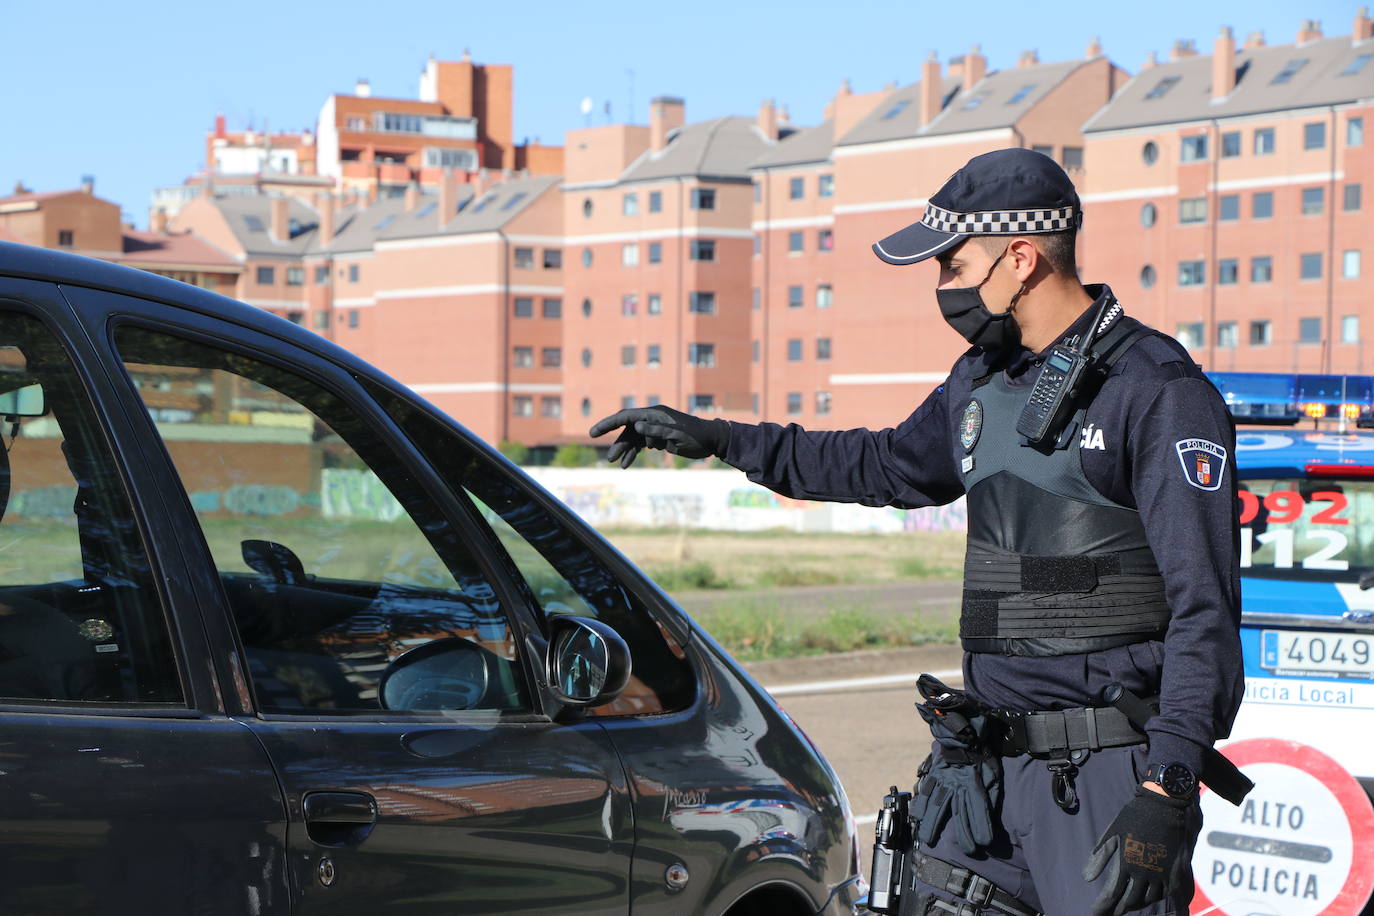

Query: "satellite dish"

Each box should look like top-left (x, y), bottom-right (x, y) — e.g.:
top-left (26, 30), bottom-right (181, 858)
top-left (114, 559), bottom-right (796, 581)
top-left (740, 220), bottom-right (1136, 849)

top-left (580, 97), bottom-right (593, 115)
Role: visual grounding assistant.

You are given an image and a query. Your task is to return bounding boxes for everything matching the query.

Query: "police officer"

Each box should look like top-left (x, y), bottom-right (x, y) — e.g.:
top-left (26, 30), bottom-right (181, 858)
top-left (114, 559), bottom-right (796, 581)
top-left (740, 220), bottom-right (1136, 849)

top-left (589, 148), bottom-right (1243, 916)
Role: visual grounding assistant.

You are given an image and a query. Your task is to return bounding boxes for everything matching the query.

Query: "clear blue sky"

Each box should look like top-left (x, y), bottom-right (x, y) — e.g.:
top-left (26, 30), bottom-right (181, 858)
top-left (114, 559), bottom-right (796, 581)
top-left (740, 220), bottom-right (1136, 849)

top-left (2, 0), bottom-right (1358, 227)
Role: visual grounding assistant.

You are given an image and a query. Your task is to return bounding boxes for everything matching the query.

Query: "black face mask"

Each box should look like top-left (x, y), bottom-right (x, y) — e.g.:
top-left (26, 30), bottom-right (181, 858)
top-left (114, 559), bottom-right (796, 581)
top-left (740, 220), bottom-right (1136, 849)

top-left (936, 245), bottom-right (1022, 352)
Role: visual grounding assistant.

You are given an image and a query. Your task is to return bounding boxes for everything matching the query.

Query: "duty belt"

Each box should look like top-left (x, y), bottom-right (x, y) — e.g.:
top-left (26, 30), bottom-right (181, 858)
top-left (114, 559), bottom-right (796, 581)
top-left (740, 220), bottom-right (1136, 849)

top-left (911, 851), bottom-right (1041, 916)
top-left (986, 701), bottom-right (1152, 758)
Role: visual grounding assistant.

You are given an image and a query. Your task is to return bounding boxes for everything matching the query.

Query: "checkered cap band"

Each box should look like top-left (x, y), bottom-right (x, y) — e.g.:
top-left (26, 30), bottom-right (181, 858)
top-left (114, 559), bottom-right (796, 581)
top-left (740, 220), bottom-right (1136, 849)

top-left (921, 202), bottom-right (1078, 235)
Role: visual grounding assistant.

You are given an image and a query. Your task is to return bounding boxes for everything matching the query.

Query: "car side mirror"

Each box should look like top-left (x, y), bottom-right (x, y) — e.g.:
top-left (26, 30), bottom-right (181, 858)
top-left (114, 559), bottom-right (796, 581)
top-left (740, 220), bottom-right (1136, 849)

top-left (241, 539), bottom-right (306, 585)
top-left (546, 616), bottom-right (631, 707)
top-left (378, 637), bottom-right (495, 711)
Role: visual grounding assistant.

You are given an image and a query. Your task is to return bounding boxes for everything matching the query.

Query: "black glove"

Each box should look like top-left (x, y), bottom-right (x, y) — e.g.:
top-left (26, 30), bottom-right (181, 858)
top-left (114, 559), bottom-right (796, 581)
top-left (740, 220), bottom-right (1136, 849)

top-left (910, 676), bottom-right (1002, 855)
top-left (588, 407), bottom-right (730, 468)
top-left (1082, 786), bottom-right (1201, 916)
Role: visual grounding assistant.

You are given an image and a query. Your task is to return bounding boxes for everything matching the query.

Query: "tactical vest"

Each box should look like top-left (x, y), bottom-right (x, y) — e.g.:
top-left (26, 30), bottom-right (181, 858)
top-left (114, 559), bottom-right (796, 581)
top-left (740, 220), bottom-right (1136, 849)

top-left (957, 317), bottom-right (1171, 656)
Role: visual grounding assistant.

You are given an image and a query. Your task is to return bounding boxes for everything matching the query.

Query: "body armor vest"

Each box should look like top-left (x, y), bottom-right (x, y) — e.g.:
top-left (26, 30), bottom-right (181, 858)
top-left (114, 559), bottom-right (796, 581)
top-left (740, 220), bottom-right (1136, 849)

top-left (957, 318), bottom-right (1170, 656)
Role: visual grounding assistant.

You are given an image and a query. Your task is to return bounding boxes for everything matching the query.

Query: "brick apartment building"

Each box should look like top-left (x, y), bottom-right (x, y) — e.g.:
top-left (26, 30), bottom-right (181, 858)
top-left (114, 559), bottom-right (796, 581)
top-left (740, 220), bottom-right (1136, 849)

top-left (1081, 12), bottom-right (1374, 374)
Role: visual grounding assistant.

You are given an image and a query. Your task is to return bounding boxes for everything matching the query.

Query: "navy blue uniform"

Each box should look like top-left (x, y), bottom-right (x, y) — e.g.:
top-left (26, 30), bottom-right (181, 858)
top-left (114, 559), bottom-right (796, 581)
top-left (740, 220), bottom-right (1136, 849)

top-left (723, 284), bottom-right (1243, 913)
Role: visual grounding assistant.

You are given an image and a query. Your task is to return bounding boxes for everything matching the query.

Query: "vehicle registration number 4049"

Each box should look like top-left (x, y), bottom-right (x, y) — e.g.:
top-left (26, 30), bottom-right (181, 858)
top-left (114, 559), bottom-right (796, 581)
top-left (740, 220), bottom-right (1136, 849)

top-left (1260, 629), bottom-right (1374, 679)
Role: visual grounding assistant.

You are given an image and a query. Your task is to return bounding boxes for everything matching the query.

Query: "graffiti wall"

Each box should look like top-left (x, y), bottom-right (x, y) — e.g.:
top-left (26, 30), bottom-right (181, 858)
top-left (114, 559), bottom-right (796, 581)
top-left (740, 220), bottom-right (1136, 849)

top-left (523, 468), bottom-right (967, 534)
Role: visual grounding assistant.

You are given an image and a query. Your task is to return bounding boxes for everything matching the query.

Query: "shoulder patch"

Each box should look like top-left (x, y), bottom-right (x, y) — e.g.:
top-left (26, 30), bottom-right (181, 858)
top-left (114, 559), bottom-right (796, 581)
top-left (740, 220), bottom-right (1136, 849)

top-left (1175, 438), bottom-right (1227, 491)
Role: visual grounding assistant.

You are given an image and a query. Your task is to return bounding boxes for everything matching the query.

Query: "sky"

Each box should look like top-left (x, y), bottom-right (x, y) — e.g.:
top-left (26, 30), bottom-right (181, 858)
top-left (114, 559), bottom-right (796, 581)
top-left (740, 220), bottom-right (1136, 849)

top-left (1, 0), bottom-right (1360, 227)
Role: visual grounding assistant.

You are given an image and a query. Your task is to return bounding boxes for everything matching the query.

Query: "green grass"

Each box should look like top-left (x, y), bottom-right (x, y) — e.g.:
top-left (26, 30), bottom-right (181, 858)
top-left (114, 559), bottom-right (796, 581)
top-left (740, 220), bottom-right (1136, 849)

top-left (644, 561), bottom-right (735, 591)
top-left (695, 598), bottom-right (959, 662)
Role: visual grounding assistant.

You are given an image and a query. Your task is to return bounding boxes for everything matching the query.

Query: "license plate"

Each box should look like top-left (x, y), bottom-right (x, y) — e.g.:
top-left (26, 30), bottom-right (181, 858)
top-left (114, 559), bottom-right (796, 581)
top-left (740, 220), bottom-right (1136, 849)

top-left (1260, 629), bottom-right (1374, 679)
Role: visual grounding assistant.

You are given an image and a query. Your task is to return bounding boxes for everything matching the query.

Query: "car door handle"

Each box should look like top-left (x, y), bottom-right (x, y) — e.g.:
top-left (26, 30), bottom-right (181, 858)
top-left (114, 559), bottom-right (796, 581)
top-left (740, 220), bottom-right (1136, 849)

top-left (303, 791), bottom-right (378, 847)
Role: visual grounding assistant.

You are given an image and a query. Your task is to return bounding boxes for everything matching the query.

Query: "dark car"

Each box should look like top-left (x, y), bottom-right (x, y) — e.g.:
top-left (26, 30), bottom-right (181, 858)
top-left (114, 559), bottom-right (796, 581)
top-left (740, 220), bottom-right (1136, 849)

top-left (0, 241), bottom-right (864, 915)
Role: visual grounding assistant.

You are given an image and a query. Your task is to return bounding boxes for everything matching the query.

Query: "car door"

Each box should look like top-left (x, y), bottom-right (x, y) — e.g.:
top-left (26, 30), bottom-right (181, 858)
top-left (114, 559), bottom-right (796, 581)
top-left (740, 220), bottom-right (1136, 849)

top-left (0, 278), bottom-right (288, 914)
top-left (69, 285), bottom-right (633, 915)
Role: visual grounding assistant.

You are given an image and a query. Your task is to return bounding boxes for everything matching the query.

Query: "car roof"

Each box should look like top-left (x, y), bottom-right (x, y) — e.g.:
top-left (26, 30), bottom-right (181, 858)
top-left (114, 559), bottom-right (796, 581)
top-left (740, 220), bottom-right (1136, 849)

top-left (1236, 426), bottom-right (1374, 476)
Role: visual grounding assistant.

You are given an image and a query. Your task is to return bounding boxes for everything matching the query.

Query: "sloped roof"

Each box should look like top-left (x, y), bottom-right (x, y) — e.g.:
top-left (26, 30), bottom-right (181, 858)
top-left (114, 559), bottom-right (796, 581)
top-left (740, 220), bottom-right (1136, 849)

top-left (836, 76), bottom-right (962, 146)
top-left (1084, 35), bottom-right (1374, 133)
top-left (325, 197), bottom-right (410, 253)
top-left (0, 189), bottom-right (81, 207)
top-left (926, 58), bottom-right (1092, 136)
top-left (117, 229), bottom-right (241, 269)
top-left (211, 195), bottom-right (323, 257)
top-left (621, 117), bottom-right (773, 183)
top-left (751, 120), bottom-right (835, 169)
top-left (381, 174), bottom-right (559, 241)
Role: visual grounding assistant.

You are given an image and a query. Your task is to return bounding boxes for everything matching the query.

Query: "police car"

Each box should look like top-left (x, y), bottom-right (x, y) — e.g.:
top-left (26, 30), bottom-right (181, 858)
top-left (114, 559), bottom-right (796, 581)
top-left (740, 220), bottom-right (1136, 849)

top-left (1192, 372), bottom-right (1374, 916)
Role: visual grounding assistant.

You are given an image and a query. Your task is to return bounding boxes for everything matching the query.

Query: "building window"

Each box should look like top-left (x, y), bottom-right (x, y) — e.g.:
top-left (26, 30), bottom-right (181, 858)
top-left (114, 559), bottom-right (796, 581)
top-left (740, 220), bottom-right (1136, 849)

top-left (543, 248), bottom-right (562, 269)
top-left (753, 233), bottom-right (761, 256)
top-left (689, 291), bottom-right (716, 314)
top-left (1301, 187), bottom-right (1325, 215)
top-left (1140, 202), bottom-right (1157, 227)
top-left (1179, 198), bottom-right (1207, 223)
top-left (348, 263), bottom-right (360, 283)
top-left (580, 348), bottom-right (592, 368)
top-left (1181, 135), bottom-right (1208, 161)
top-left (1300, 253), bottom-right (1323, 280)
top-left (581, 298), bottom-right (592, 317)
top-left (1144, 76), bottom-right (1180, 100)
top-left (1344, 250), bottom-right (1362, 279)
top-left (647, 394), bottom-right (661, 407)
top-left (881, 99), bottom-right (910, 120)
top-left (688, 343), bottom-right (715, 368)
top-left (542, 297), bottom-right (562, 318)
top-left (815, 391), bottom-right (832, 415)
top-left (647, 293), bottom-right (662, 315)
top-left (1299, 317), bottom-right (1322, 343)
top-left (1251, 256), bottom-right (1273, 283)
top-left (789, 177), bottom-right (804, 200)
top-left (1217, 322), bottom-right (1238, 349)
top-left (1272, 58), bottom-right (1308, 85)
top-left (647, 344), bottom-right (661, 367)
top-left (621, 345), bottom-right (636, 367)
top-left (816, 284), bottom-right (833, 309)
top-left (1221, 132), bottom-right (1241, 157)
top-left (514, 297), bottom-right (534, 318)
top-left (1219, 195), bottom-right (1240, 221)
top-left (512, 396), bottom-right (534, 417)
top-left (621, 243), bottom-right (639, 267)
top-left (623, 193), bottom-right (638, 216)
top-left (688, 394), bottom-right (714, 413)
top-left (690, 240), bottom-right (715, 261)
top-left (314, 265), bottom-right (330, 284)
top-left (56, 229), bottom-right (74, 247)
top-left (648, 241), bottom-right (662, 264)
top-left (256, 265), bottom-right (275, 284)
top-left (1348, 117), bottom-right (1365, 147)
top-left (1176, 322), bottom-right (1204, 349)
top-left (1304, 122), bottom-right (1326, 150)
top-left (581, 397), bottom-right (591, 417)
top-left (286, 267), bottom-right (304, 286)
top-left (581, 248), bottom-right (593, 268)
top-left (1218, 258), bottom-right (1238, 284)
top-left (818, 174), bottom-right (834, 197)
top-left (1061, 146), bottom-right (1084, 170)
top-left (1345, 184), bottom-right (1362, 212)
top-left (513, 346), bottom-right (534, 368)
top-left (690, 188), bottom-right (715, 210)
top-left (753, 181), bottom-right (761, 203)
top-left (1253, 128), bottom-right (1276, 155)
top-left (818, 228), bottom-right (834, 251)
top-left (787, 339), bottom-right (802, 361)
top-left (348, 309), bottom-right (360, 329)
top-left (788, 231), bottom-right (804, 253)
top-left (1031, 144), bottom-right (1054, 158)
top-left (1252, 192), bottom-right (1274, 219)
top-left (1178, 261), bottom-right (1206, 286)
top-left (788, 285), bottom-right (803, 308)
top-left (1141, 141), bottom-right (1159, 165)
top-left (542, 347), bottom-right (562, 367)
top-left (314, 312), bottom-right (329, 331)
top-left (649, 191), bottom-right (662, 212)
top-left (620, 396), bottom-right (636, 409)
top-left (582, 199), bottom-right (593, 218)
top-left (514, 247), bottom-right (535, 269)
top-left (1250, 320), bottom-right (1272, 346)
top-left (751, 340), bottom-right (760, 363)
top-left (1342, 316), bottom-right (1360, 344)
top-left (1140, 264), bottom-right (1156, 288)
top-left (752, 287), bottom-right (760, 311)
top-left (816, 337), bottom-right (832, 360)
top-left (621, 294), bottom-right (638, 316)
top-left (541, 397), bottom-right (562, 418)
top-left (786, 392), bottom-right (802, 415)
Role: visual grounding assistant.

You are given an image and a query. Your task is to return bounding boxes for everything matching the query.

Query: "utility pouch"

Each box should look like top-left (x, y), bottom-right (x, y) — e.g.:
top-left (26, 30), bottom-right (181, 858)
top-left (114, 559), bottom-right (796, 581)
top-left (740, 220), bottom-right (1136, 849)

top-left (867, 784), bottom-right (913, 914)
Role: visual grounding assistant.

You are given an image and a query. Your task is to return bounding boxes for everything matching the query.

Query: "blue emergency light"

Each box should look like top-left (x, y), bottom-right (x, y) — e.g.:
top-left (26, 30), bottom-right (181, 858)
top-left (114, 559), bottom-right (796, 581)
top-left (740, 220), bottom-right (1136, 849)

top-left (1206, 372), bottom-right (1374, 427)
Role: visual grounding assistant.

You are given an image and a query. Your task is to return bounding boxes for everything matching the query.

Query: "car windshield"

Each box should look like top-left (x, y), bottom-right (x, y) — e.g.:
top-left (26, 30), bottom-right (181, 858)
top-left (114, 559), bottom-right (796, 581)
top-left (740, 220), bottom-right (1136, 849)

top-left (1239, 477), bottom-right (1374, 581)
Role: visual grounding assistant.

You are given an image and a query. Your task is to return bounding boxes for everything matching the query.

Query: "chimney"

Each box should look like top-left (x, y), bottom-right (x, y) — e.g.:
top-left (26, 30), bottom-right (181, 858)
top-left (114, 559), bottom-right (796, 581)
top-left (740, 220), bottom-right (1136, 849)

top-left (963, 45), bottom-right (987, 92)
top-left (355, 78), bottom-right (371, 98)
top-left (1354, 7), bottom-right (1372, 40)
top-left (1297, 19), bottom-right (1323, 43)
top-left (269, 196), bottom-right (289, 242)
top-left (472, 169), bottom-right (488, 199)
top-left (758, 98), bottom-right (778, 141)
top-left (920, 52), bottom-right (943, 126)
top-left (1213, 26), bottom-right (1237, 99)
top-left (80, 175), bottom-right (95, 195)
top-left (1142, 50), bottom-right (1159, 70)
top-left (365, 183), bottom-right (378, 205)
top-left (1018, 49), bottom-right (1040, 68)
top-left (151, 209), bottom-right (168, 235)
top-left (404, 183), bottom-right (419, 212)
top-left (214, 114), bottom-right (227, 139)
top-left (1171, 39), bottom-right (1198, 60)
top-left (1244, 30), bottom-right (1266, 49)
top-left (650, 96), bottom-right (685, 151)
top-left (317, 193), bottom-right (335, 246)
top-left (1085, 36), bottom-right (1103, 58)
top-left (438, 170), bottom-right (456, 227)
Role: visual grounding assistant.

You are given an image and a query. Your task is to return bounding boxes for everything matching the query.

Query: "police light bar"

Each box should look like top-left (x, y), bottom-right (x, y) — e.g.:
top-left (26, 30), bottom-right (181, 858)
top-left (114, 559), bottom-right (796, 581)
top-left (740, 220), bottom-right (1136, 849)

top-left (1207, 372), bottom-right (1374, 427)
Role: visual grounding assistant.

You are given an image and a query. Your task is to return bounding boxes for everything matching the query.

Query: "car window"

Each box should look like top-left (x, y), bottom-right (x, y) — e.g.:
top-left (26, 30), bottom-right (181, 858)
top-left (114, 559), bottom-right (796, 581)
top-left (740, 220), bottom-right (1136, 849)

top-left (365, 382), bottom-right (695, 717)
top-left (115, 325), bottom-right (529, 715)
top-left (0, 311), bottom-right (182, 705)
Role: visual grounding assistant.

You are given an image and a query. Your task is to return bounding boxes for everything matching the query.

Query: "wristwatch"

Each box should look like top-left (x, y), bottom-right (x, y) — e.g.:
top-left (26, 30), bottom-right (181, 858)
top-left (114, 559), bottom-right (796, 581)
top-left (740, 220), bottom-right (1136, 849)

top-left (1145, 761), bottom-right (1198, 799)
